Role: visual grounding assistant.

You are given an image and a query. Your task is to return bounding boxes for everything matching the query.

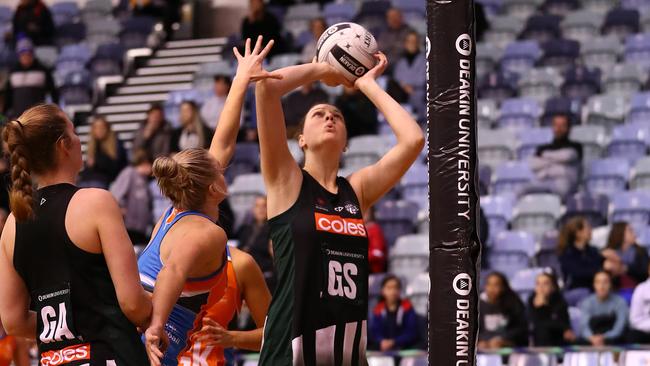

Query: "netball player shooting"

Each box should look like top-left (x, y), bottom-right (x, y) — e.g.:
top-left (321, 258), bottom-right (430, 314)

top-left (141, 36), bottom-right (278, 366)
top-left (0, 104), bottom-right (151, 365)
top-left (254, 53), bottom-right (424, 365)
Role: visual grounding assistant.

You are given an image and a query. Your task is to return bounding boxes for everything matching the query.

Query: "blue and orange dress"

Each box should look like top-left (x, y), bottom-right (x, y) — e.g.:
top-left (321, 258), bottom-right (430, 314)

top-left (138, 207), bottom-right (228, 366)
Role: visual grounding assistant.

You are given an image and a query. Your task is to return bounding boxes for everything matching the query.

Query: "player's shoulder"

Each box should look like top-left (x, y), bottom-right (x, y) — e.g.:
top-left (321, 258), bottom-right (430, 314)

top-left (72, 188), bottom-right (119, 211)
top-left (230, 246), bottom-right (258, 270)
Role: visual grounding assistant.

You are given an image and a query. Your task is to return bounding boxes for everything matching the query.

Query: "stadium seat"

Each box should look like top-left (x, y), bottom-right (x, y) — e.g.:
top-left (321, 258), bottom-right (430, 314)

top-left (193, 61), bottom-right (234, 90)
top-left (405, 272), bottom-right (428, 316)
top-left (603, 8), bottom-right (640, 40)
top-left (562, 192), bottom-right (609, 227)
top-left (540, 38), bottom-right (580, 72)
top-left (55, 43), bottom-right (93, 84)
top-left (541, 0), bottom-right (579, 16)
top-left (323, 3), bottom-right (357, 24)
top-left (536, 231), bottom-right (562, 275)
top-left (606, 124), bottom-right (649, 163)
top-left (489, 231), bottom-right (536, 275)
top-left (401, 163), bottom-right (427, 210)
top-left (631, 156), bottom-right (650, 189)
top-left (225, 143), bottom-right (260, 184)
top-left (624, 33), bottom-right (650, 70)
top-left (228, 173), bottom-right (266, 228)
top-left (89, 42), bottom-right (125, 77)
top-left (391, 0), bottom-right (426, 21)
top-left (610, 190), bottom-right (650, 229)
top-left (284, 3), bottom-right (321, 38)
top-left (87, 17), bottom-right (122, 46)
top-left (502, 0), bottom-right (544, 20)
top-left (512, 193), bottom-right (563, 237)
top-left (518, 67), bottom-right (562, 102)
top-left (478, 99), bottom-right (499, 129)
top-left (569, 125), bottom-right (608, 162)
top-left (635, 225), bottom-right (650, 251)
top-left (585, 158), bottom-right (631, 197)
top-left (541, 96), bottom-right (582, 126)
top-left (82, 0), bottom-right (113, 22)
top-left (497, 97), bottom-right (541, 130)
top-left (478, 69), bottom-right (519, 103)
top-left (619, 350), bottom-right (650, 366)
top-left (479, 165), bottom-right (493, 195)
top-left (268, 53), bottom-right (302, 71)
top-left (628, 91), bottom-right (650, 123)
top-left (51, 2), bottom-right (80, 26)
top-left (568, 306), bottom-right (583, 333)
top-left (120, 16), bottom-right (156, 49)
top-left (508, 353), bottom-right (557, 366)
top-left (0, 6), bottom-right (12, 25)
top-left (477, 354), bottom-right (503, 366)
top-left (585, 93), bottom-right (628, 131)
top-left (520, 14), bottom-right (562, 44)
top-left (34, 46), bottom-right (59, 69)
top-left (561, 9), bottom-right (605, 43)
top-left (484, 16), bottom-right (525, 47)
top-left (563, 352), bottom-right (615, 366)
top-left (581, 36), bottom-right (622, 72)
top-left (642, 10), bottom-right (650, 33)
top-left (482, 194), bottom-right (516, 244)
top-left (500, 41), bottom-right (543, 75)
top-left (55, 22), bottom-right (87, 48)
top-left (491, 161), bottom-right (535, 196)
top-left (561, 65), bottom-right (601, 102)
top-left (517, 127), bottom-right (553, 160)
top-left (374, 200), bottom-right (419, 247)
top-left (511, 267), bottom-right (548, 301)
top-left (389, 234), bottom-right (428, 280)
top-left (344, 135), bottom-right (389, 170)
top-left (602, 63), bottom-right (646, 95)
top-left (355, 1), bottom-right (391, 35)
top-left (477, 42), bottom-right (503, 80)
top-left (399, 356), bottom-right (428, 366)
top-left (60, 69), bottom-right (93, 106)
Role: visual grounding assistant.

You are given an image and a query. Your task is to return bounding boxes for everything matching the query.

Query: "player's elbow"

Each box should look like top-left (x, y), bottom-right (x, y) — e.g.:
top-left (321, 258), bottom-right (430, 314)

top-left (2, 315), bottom-right (25, 337)
top-left (409, 129), bottom-right (425, 154)
top-left (118, 291), bottom-right (151, 327)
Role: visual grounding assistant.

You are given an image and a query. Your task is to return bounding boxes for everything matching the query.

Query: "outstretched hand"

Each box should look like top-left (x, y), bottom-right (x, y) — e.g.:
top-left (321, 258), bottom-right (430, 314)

top-left (144, 325), bottom-right (169, 366)
top-left (354, 51), bottom-right (388, 89)
top-left (233, 36), bottom-right (283, 82)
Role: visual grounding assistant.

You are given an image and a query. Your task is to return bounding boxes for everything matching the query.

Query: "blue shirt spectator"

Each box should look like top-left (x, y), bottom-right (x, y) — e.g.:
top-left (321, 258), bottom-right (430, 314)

top-left (392, 31), bottom-right (426, 120)
top-left (370, 275), bottom-right (419, 351)
top-left (579, 271), bottom-right (629, 345)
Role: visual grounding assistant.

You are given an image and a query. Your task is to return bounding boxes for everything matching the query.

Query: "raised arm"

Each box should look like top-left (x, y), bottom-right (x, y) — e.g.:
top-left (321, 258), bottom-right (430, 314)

top-left (208, 37), bottom-right (279, 168)
top-left (348, 53), bottom-right (425, 213)
top-left (0, 215), bottom-right (36, 338)
top-left (255, 62), bottom-right (349, 216)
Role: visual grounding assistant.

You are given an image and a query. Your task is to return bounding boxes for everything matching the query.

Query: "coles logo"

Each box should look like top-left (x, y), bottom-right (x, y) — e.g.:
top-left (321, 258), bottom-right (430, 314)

top-left (315, 213), bottom-right (367, 237)
top-left (453, 273), bottom-right (472, 296)
top-left (41, 344), bottom-right (90, 366)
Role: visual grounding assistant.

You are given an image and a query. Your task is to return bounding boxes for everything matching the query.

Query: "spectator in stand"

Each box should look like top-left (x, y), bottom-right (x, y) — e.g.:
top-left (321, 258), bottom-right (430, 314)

top-left (109, 149), bottom-right (154, 246)
top-left (132, 104), bottom-right (172, 159)
top-left (81, 116), bottom-right (127, 188)
top-left (241, 0), bottom-right (285, 57)
top-left (365, 206), bottom-right (388, 273)
top-left (12, 0), bottom-right (55, 46)
top-left (530, 115), bottom-right (582, 197)
top-left (628, 263), bottom-right (650, 343)
top-left (4, 38), bottom-right (58, 118)
top-left (235, 195), bottom-right (275, 292)
top-left (528, 272), bottom-right (576, 346)
top-left (377, 8), bottom-right (413, 70)
top-left (558, 217), bottom-right (603, 290)
top-left (335, 86), bottom-right (378, 138)
top-left (602, 222), bottom-right (649, 290)
top-left (171, 101), bottom-right (212, 151)
top-left (301, 17), bottom-right (327, 63)
top-left (200, 75), bottom-right (233, 130)
top-left (369, 275), bottom-right (419, 351)
top-left (391, 31), bottom-right (426, 119)
top-left (578, 271), bottom-right (628, 346)
top-left (478, 272), bottom-right (528, 350)
top-left (282, 82), bottom-right (329, 138)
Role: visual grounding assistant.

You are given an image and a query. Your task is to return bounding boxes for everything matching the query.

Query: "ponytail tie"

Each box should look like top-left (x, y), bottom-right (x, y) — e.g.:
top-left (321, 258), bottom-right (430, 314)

top-left (13, 120), bottom-right (24, 130)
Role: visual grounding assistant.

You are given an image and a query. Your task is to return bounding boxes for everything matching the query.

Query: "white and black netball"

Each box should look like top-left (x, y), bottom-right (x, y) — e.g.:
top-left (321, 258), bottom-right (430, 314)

top-left (316, 22), bottom-right (378, 82)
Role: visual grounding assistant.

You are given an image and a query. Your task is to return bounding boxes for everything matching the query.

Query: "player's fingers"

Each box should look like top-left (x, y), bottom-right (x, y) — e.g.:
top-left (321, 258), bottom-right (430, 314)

top-left (244, 38), bottom-right (251, 56)
top-left (233, 46), bottom-right (243, 60)
top-left (258, 39), bottom-right (275, 59)
top-left (202, 318), bottom-right (220, 327)
top-left (252, 35), bottom-right (263, 55)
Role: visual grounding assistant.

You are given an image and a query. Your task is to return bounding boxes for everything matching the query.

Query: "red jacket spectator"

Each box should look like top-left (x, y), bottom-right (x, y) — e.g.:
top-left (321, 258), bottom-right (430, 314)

top-left (367, 221), bottom-right (388, 273)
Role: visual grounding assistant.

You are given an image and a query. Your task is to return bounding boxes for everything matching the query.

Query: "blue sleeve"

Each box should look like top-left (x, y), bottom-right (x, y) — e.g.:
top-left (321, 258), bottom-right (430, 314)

top-left (370, 312), bottom-right (386, 345)
top-left (604, 298), bottom-right (629, 339)
top-left (579, 298), bottom-right (594, 339)
top-left (394, 308), bottom-right (419, 348)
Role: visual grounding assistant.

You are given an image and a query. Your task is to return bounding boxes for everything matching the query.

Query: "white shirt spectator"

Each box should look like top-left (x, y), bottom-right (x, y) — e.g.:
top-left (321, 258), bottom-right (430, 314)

top-left (630, 277), bottom-right (650, 332)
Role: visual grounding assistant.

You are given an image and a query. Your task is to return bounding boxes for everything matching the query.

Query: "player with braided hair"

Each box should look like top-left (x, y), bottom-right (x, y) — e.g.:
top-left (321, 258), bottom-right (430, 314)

top-left (0, 104), bottom-right (151, 365)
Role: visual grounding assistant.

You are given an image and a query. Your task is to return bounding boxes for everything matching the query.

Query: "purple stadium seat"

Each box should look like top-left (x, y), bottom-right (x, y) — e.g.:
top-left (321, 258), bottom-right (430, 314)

top-left (541, 96), bottom-right (582, 126)
top-left (488, 231), bottom-right (536, 275)
top-left (89, 43), bottom-right (125, 77)
top-left (610, 190), bottom-right (650, 229)
top-left (60, 69), bottom-right (92, 106)
top-left (479, 165), bottom-right (492, 195)
top-left (562, 65), bottom-right (601, 102)
top-left (511, 267), bottom-right (549, 300)
top-left (602, 8), bottom-right (640, 40)
top-left (51, 2), bottom-right (80, 26)
top-left (500, 41), bottom-right (543, 75)
top-left (374, 199), bottom-right (419, 247)
top-left (540, 38), bottom-right (580, 71)
top-left (517, 127), bottom-right (553, 160)
top-left (0, 6), bottom-right (12, 24)
top-left (562, 192), bottom-right (609, 227)
top-left (492, 162), bottom-right (535, 196)
top-left (628, 92), bottom-right (650, 124)
top-left (625, 33), bottom-right (650, 70)
top-left (541, 0), bottom-right (579, 16)
top-left (401, 163), bottom-right (428, 210)
top-left (481, 194), bottom-right (516, 244)
top-left (586, 158), bottom-right (631, 197)
top-left (355, 1), bottom-right (391, 34)
top-left (520, 14), bottom-right (562, 44)
top-left (478, 69), bottom-right (518, 103)
top-left (607, 124), bottom-right (649, 163)
top-left (536, 230), bottom-right (562, 275)
top-left (120, 16), bottom-right (156, 49)
top-left (323, 3), bottom-right (356, 24)
top-left (497, 97), bottom-right (541, 130)
top-left (392, 0), bottom-right (426, 21)
top-left (225, 143), bottom-right (260, 184)
top-left (55, 22), bottom-right (86, 48)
